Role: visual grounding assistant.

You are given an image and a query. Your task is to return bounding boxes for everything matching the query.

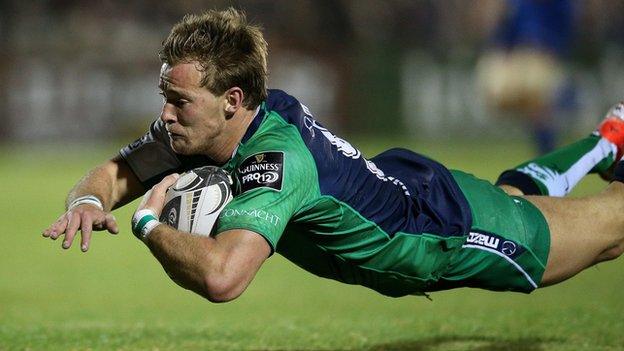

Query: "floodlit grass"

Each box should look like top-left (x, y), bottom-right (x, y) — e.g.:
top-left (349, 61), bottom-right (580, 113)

top-left (1, 139), bottom-right (623, 351)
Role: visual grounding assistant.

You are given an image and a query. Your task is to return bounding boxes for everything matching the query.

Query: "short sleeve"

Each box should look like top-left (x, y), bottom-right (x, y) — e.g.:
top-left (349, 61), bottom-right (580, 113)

top-left (215, 142), bottom-right (315, 253)
top-left (119, 119), bottom-right (182, 186)
top-left (119, 119), bottom-right (216, 188)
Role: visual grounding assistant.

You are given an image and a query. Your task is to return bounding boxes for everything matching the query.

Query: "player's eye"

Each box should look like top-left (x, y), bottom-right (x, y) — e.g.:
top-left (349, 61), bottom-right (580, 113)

top-left (173, 99), bottom-right (188, 108)
top-left (159, 92), bottom-right (188, 108)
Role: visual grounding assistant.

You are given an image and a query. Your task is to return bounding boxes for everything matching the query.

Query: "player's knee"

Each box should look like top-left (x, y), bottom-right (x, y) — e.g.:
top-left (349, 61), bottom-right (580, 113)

top-left (597, 240), bottom-right (624, 262)
top-left (498, 184), bottom-right (525, 196)
top-left (495, 170), bottom-right (542, 196)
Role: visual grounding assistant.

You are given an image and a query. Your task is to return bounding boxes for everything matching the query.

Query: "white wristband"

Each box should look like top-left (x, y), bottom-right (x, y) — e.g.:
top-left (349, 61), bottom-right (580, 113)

top-left (68, 195), bottom-right (104, 211)
top-left (132, 209), bottom-right (160, 241)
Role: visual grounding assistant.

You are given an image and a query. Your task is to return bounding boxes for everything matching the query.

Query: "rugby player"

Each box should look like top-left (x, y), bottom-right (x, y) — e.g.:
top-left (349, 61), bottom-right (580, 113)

top-left (43, 9), bottom-right (624, 302)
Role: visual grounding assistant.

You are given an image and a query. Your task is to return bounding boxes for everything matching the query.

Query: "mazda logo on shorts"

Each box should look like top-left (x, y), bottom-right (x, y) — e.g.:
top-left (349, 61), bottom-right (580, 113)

top-left (501, 241), bottom-right (517, 256)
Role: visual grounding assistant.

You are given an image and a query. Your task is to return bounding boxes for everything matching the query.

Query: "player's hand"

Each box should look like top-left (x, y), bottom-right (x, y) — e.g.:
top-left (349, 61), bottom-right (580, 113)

top-left (42, 205), bottom-right (119, 252)
top-left (136, 173), bottom-right (179, 217)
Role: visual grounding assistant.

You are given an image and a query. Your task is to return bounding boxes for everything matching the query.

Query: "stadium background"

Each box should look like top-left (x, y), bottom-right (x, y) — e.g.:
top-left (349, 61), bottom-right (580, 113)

top-left (3, 1), bottom-right (624, 350)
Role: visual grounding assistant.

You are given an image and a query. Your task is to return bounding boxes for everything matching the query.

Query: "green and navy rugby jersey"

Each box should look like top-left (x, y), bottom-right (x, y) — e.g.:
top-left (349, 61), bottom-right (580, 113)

top-left (121, 89), bottom-right (473, 297)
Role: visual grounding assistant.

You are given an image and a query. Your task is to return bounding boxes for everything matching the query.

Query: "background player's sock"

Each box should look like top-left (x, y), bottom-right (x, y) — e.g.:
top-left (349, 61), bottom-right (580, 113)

top-left (496, 135), bottom-right (617, 196)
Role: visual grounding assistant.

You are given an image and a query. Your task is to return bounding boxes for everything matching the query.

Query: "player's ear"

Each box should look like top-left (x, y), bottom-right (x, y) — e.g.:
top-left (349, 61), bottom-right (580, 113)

top-left (224, 87), bottom-right (244, 115)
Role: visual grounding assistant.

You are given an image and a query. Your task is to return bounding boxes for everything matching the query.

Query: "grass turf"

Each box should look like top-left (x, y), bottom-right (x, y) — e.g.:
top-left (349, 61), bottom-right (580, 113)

top-left (1, 139), bottom-right (623, 351)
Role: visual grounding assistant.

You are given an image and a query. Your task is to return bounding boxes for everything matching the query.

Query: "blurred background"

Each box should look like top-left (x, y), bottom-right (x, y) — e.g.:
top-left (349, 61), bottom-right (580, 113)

top-left (6, 2), bottom-right (624, 349)
top-left (3, 0), bottom-right (624, 151)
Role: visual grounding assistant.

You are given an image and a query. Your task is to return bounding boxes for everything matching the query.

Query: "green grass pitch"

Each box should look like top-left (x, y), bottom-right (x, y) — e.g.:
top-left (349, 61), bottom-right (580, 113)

top-left (1, 138), bottom-right (624, 351)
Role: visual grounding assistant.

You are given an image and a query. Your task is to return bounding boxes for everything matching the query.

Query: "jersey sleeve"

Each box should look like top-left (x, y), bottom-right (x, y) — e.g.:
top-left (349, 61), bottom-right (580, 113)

top-left (215, 136), bottom-right (316, 253)
top-left (119, 119), bottom-right (215, 188)
top-left (119, 119), bottom-right (182, 187)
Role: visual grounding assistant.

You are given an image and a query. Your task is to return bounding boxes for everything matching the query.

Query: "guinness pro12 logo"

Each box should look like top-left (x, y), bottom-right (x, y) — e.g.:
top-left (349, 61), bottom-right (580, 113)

top-left (238, 151), bottom-right (284, 193)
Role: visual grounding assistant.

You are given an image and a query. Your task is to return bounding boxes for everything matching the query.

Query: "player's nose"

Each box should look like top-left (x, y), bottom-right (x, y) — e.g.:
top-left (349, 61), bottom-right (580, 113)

top-left (160, 103), bottom-right (177, 124)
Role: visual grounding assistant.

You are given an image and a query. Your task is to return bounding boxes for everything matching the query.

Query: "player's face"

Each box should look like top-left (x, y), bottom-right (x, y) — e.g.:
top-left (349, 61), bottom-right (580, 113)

top-left (158, 62), bottom-right (227, 156)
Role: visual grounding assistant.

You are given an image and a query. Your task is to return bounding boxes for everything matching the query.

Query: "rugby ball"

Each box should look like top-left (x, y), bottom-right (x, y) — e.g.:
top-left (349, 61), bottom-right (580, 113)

top-left (160, 166), bottom-right (233, 236)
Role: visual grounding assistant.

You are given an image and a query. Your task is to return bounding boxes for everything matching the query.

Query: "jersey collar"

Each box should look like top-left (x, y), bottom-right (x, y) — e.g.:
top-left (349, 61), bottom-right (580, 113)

top-left (227, 103), bottom-right (265, 165)
top-left (240, 103), bottom-right (266, 145)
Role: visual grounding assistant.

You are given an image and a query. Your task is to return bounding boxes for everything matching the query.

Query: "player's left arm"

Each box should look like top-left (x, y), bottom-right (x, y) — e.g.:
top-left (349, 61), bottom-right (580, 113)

top-left (146, 226), bottom-right (270, 303)
top-left (135, 174), bottom-right (270, 303)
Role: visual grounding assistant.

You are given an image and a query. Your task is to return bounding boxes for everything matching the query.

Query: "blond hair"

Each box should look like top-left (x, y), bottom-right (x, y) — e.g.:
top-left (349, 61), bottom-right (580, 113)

top-left (160, 8), bottom-right (268, 108)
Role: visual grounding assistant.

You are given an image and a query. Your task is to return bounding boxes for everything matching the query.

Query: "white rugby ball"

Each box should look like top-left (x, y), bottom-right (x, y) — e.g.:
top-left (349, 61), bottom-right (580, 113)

top-left (160, 166), bottom-right (233, 236)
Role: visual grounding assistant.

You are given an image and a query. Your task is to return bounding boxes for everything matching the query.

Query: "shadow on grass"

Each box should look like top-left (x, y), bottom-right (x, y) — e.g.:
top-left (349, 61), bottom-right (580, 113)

top-left (364, 335), bottom-right (560, 351)
top-left (254, 335), bottom-right (561, 351)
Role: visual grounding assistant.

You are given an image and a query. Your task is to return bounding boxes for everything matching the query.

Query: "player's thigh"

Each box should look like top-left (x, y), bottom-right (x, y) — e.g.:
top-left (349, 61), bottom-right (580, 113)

top-left (444, 171), bottom-right (550, 292)
top-left (524, 193), bottom-right (621, 286)
top-left (450, 170), bottom-right (621, 290)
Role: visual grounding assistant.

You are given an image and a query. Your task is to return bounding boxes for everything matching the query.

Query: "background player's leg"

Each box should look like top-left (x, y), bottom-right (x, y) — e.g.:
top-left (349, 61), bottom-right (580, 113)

top-left (526, 181), bottom-right (624, 286)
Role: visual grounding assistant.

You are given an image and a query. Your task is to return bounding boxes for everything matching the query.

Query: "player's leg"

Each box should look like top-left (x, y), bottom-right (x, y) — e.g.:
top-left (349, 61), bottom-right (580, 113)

top-left (436, 168), bottom-right (624, 292)
top-left (527, 177), bottom-right (624, 286)
top-left (497, 103), bottom-right (624, 196)
top-left (431, 166), bottom-right (624, 293)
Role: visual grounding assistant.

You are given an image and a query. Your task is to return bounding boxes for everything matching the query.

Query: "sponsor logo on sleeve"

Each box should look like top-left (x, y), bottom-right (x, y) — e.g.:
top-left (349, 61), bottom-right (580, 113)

top-left (237, 151), bottom-right (284, 193)
top-left (126, 132), bottom-right (154, 152)
top-left (221, 208), bottom-right (282, 226)
top-left (464, 230), bottom-right (525, 259)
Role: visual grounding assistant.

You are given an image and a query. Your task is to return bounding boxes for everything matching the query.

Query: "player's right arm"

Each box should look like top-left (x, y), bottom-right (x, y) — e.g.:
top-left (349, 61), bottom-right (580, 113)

top-left (42, 155), bottom-right (145, 252)
top-left (43, 119), bottom-right (180, 252)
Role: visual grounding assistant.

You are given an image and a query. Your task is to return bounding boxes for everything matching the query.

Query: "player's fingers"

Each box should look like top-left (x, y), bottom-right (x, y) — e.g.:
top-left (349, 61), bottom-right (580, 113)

top-left (80, 213), bottom-right (93, 252)
top-left (42, 220), bottom-right (58, 237)
top-left (46, 214), bottom-right (69, 239)
top-left (42, 221), bottom-right (55, 237)
top-left (62, 211), bottom-right (82, 249)
top-left (104, 214), bottom-right (119, 235)
top-left (91, 211), bottom-right (109, 230)
top-left (153, 173), bottom-right (180, 193)
top-left (144, 173), bottom-right (179, 213)
top-left (48, 218), bottom-right (67, 240)
top-left (137, 189), bottom-right (152, 211)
